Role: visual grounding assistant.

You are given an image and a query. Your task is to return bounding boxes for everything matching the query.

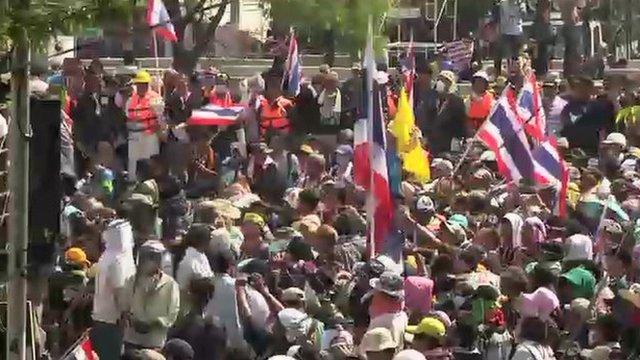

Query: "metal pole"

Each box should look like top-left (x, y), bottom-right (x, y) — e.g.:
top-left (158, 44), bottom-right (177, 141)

top-left (6, 9), bottom-right (30, 360)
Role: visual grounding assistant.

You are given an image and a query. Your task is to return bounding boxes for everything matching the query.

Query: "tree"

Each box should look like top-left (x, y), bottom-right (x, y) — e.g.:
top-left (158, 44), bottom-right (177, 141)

top-left (264, 0), bottom-right (389, 64)
top-left (163, 0), bottom-right (230, 73)
top-left (0, 0), bottom-right (131, 54)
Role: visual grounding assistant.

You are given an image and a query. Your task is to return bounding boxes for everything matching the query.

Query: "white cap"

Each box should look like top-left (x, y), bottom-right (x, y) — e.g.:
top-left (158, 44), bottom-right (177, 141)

top-left (480, 150), bottom-right (496, 162)
top-left (472, 70), bottom-right (490, 82)
top-left (564, 234), bottom-right (593, 261)
top-left (602, 132), bottom-right (627, 148)
top-left (393, 349), bottom-right (427, 360)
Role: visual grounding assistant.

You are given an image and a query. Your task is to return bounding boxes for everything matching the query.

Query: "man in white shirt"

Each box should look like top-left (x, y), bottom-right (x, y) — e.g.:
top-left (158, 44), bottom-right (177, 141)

top-left (205, 250), bottom-right (245, 349)
top-left (495, 0), bottom-right (527, 74)
top-left (176, 224), bottom-right (214, 316)
top-left (91, 219), bottom-right (136, 360)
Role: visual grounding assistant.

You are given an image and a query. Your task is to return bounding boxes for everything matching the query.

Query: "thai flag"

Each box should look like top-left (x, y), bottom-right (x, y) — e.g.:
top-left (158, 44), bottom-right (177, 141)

top-left (188, 104), bottom-right (244, 126)
top-left (353, 28), bottom-right (375, 190)
top-left (532, 137), bottom-right (569, 217)
top-left (147, 0), bottom-right (178, 42)
top-left (478, 93), bottom-right (535, 182)
top-left (282, 32), bottom-right (302, 96)
top-left (369, 81), bottom-right (394, 256)
top-left (517, 74), bottom-right (546, 141)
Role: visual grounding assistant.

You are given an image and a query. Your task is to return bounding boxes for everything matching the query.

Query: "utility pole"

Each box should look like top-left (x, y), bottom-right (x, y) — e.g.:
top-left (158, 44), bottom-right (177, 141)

top-left (6, 0), bottom-right (31, 358)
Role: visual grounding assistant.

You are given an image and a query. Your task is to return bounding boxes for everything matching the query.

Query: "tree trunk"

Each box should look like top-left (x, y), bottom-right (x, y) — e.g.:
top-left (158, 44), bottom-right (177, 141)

top-left (165, 0), bottom-right (230, 74)
top-left (323, 27), bottom-right (336, 66)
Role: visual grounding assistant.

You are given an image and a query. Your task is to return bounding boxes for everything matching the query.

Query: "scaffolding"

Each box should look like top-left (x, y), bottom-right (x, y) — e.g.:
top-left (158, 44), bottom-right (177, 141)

top-left (386, 0), bottom-right (459, 62)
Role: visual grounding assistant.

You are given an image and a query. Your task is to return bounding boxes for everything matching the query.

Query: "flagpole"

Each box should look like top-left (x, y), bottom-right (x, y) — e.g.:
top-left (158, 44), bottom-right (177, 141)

top-left (153, 31), bottom-right (160, 69)
top-left (366, 16), bottom-right (376, 260)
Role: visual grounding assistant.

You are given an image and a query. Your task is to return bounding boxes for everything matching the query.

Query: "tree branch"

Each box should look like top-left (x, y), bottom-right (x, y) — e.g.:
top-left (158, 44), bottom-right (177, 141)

top-left (193, 0), bottom-right (230, 55)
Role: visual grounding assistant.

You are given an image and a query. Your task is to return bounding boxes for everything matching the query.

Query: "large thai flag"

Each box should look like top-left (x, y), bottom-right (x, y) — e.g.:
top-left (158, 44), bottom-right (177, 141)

top-left (147, 0), bottom-right (178, 42)
top-left (353, 28), bottom-right (375, 189)
top-left (517, 74), bottom-right (546, 141)
top-left (478, 92), bottom-right (535, 182)
top-left (282, 32), bottom-right (302, 96)
top-left (188, 104), bottom-right (244, 126)
top-left (369, 81), bottom-right (394, 256)
top-left (532, 137), bottom-right (569, 217)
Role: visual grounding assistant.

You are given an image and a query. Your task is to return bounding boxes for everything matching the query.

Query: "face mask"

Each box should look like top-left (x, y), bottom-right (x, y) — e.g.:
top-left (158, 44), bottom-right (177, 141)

top-left (588, 330), bottom-right (597, 346)
top-left (435, 80), bottom-right (447, 93)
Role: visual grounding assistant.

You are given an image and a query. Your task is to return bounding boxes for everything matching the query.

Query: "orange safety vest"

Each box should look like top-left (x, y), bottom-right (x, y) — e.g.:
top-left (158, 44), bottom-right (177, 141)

top-left (259, 97), bottom-right (292, 135)
top-left (127, 90), bottom-right (160, 134)
top-left (468, 92), bottom-right (494, 130)
top-left (209, 92), bottom-right (233, 107)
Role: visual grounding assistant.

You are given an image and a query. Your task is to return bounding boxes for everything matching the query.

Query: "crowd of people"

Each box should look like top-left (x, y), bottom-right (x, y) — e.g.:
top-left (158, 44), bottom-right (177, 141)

top-left (14, 22), bottom-right (640, 360)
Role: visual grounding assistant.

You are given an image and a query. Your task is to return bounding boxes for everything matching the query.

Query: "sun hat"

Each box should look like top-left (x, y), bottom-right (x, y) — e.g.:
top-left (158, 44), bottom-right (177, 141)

top-left (369, 271), bottom-right (405, 298)
top-left (360, 327), bottom-right (397, 353)
top-left (406, 317), bottom-right (446, 339)
top-left (518, 287), bottom-right (560, 320)
top-left (442, 220), bottom-right (467, 245)
top-left (243, 212), bottom-right (265, 228)
top-left (569, 298), bottom-right (591, 321)
top-left (393, 349), bottom-right (426, 360)
top-left (580, 346), bottom-right (612, 360)
top-left (564, 234), bottom-right (593, 261)
top-left (281, 287), bottom-right (306, 302)
top-left (619, 283), bottom-right (640, 308)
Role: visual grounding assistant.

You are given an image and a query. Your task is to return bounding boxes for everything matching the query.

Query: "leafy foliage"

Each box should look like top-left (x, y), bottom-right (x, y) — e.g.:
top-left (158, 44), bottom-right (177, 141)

top-left (264, 0), bottom-right (389, 56)
top-left (0, 0), bottom-right (131, 52)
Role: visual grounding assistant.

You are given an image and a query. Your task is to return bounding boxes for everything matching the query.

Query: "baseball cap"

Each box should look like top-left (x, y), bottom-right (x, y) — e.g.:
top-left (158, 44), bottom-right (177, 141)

top-left (561, 267), bottom-right (596, 299)
top-left (335, 144), bottom-right (354, 157)
top-left (406, 317), bottom-right (446, 339)
top-left (472, 70), bottom-right (490, 82)
top-left (415, 195), bottom-right (435, 212)
top-left (360, 327), bottom-right (397, 352)
top-left (602, 132), bottom-right (627, 148)
top-left (300, 144), bottom-right (315, 155)
top-left (448, 214), bottom-right (469, 230)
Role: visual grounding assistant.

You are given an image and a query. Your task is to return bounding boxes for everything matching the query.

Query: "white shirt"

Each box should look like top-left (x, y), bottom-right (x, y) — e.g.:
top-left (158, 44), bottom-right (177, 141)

top-left (176, 247), bottom-right (213, 290)
top-left (92, 256), bottom-right (135, 324)
top-left (500, 0), bottom-right (525, 36)
top-left (92, 220), bottom-right (136, 324)
top-left (205, 274), bottom-right (244, 348)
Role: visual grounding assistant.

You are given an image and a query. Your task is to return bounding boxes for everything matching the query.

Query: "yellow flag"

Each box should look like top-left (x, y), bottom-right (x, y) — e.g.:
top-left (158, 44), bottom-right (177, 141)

top-left (389, 88), bottom-right (415, 153)
top-left (403, 143), bottom-right (431, 183)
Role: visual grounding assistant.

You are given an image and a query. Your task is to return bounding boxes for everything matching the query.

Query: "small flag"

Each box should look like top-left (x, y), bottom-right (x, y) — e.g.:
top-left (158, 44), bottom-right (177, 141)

top-left (188, 104), bottom-right (244, 126)
top-left (282, 31), bottom-right (302, 96)
top-left (147, 0), bottom-right (178, 42)
top-left (437, 40), bottom-right (474, 73)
